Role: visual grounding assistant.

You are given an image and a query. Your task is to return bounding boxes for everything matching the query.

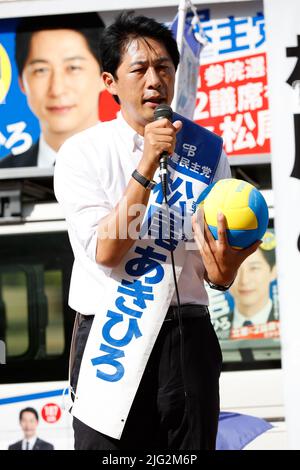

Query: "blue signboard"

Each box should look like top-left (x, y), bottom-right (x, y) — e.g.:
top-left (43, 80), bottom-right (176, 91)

top-left (0, 19), bottom-right (40, 160)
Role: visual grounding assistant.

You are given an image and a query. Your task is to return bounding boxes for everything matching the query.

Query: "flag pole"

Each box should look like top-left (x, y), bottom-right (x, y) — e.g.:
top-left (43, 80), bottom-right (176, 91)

top-left (172, 0), bottom-right (188, 112)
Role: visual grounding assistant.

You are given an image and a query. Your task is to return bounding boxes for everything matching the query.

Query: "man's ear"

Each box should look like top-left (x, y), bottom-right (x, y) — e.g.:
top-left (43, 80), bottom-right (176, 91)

top-left (18, 76), bottom-right (26, 94)
top-left (99, 75), bottom-right (106, 93)
top-left (102, 72), bottom-right (118, 96)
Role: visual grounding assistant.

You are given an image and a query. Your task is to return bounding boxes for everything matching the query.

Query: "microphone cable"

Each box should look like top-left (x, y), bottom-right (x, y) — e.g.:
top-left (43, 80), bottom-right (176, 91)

top-left (154, 103), bottom-right (194, 447)
top-left (161, 177), bottom-right (195, 448)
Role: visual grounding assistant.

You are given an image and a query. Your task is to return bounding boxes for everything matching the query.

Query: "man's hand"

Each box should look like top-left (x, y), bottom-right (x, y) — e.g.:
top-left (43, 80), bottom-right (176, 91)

top-left (192, 205), bottom-right (262, 286)
top-left (138, 118), bottom-right (182, 179)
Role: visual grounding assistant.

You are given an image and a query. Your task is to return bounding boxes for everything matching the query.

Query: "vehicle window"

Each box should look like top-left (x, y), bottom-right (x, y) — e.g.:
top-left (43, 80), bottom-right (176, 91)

top-left (0, 231), bottom-right (74, 383)
top-left (44, 270), bottom-right (64, 355)
top-left (0, 270), bottom-right (28, 357)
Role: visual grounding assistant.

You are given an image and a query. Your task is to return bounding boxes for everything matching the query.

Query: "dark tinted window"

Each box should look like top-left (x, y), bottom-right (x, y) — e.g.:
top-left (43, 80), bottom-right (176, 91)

top-left (0, 231), bottom-right (74, 383)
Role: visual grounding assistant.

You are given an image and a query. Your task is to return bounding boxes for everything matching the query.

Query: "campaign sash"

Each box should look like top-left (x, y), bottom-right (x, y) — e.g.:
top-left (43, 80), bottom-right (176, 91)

top-left (71, 114), bottom-right (223, 438)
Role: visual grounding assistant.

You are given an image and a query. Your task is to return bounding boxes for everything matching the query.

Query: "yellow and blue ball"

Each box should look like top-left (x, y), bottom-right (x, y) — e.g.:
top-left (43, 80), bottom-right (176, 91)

top-left (196, 178), bottom-right (269, 249)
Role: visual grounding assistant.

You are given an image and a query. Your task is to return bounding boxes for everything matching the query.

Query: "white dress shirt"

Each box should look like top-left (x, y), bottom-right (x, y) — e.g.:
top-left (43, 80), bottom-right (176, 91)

top-left (232, 299), bottom-right (273, 328)
top-left (22, 436), bottom-right (37, 450)
top-left (54, 112), bottom-right (231, 315)
top-left (37, 135), bottom-right (57, 168)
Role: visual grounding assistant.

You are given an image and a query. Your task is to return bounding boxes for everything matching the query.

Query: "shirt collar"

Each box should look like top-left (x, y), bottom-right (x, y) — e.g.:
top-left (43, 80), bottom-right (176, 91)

top-left (22, 436), bottom-right (37, 449)
top-left (116, 111), bottom-right (144, 153)
top-left (37, 134), bottom-right (57, 168)
top-left (233, 299), bottom-right (273, 328)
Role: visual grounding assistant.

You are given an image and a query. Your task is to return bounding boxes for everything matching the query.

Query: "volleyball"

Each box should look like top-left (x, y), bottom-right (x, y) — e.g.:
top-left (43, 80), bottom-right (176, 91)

top-left (196, 178), bottom-right (269, 249)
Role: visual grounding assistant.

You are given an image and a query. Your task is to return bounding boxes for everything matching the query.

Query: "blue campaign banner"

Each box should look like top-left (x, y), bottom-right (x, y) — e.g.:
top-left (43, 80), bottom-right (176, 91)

top-left (170, 12), bottom-right (205, 120)
top-left (0, 19), bottom-right (40, 160)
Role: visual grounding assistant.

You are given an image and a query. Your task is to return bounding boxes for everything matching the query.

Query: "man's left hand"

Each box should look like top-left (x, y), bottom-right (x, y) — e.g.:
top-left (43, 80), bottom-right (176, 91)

top-left (191, 206), bottom-right (262, 287)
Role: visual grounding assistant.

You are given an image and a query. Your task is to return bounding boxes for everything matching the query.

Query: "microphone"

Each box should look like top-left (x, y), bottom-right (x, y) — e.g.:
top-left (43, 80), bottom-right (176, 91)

top-left (153, 104), bottom-right (173, 199)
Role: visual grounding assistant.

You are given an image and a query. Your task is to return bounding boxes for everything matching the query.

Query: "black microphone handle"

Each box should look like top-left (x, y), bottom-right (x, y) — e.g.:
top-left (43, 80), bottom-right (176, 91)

top-left (159, 151), bottom-right (169, 172)
top-left (159, 151), bottom-right (168, 200)
top-left (153, 104), bottom-right (173, 200)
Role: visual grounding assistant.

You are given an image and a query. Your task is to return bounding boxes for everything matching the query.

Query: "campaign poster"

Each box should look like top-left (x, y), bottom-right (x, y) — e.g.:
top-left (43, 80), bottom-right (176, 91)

top-left (208, 230), bottom-right (280, 341)
top-left (0, 19), bottom-right (40, 162)
top-left (193, 6), bottom-right (271, 161)
top-left (0, 13), bottom-right (107, 171)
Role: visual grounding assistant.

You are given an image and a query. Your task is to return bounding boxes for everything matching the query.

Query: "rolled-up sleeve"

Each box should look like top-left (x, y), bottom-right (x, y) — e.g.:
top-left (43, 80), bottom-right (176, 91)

top-left (54, 136), bottom-right (112, 263)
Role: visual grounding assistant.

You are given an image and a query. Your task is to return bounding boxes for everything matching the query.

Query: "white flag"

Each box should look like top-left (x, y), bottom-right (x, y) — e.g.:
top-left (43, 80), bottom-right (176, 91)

top-left (171, 3), bottom-right (207, 119)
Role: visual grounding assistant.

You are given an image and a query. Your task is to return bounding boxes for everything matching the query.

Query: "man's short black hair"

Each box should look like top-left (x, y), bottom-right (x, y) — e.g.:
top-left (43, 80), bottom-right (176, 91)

top-left (99, 11), bottom-right (180, 77)
top-left (15, 12), bottom-right (105, 76)
top-left (19, 407), bottom-right (39, 422)
top-left (260, 246), bottom-right (276, 269)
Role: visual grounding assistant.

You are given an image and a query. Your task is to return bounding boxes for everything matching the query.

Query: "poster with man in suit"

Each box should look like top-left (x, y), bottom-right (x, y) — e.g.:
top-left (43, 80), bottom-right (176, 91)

top-left (0, 12), bottom-right (104, 169)
top-left (209, 230), bottom-right (280, 340)
top-left (8, 407), bottom-right (54, 450)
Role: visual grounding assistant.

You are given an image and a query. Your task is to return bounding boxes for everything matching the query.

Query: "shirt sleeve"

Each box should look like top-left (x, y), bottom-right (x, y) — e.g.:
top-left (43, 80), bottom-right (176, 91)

top-left (212, 149), bottom-right (232, 182)
top-left (54, 135), bottom-right (112, 264)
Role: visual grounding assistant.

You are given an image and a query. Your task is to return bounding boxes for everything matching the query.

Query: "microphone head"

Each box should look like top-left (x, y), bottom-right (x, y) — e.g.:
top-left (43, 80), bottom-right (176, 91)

top-left (153, 104), bottom-right (173, 121)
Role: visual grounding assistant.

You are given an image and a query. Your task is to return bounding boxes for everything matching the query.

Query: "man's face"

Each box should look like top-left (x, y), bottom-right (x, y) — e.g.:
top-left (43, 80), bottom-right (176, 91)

top-left (103, 37), bottom-right (176, 134)
top-left (230, 249), bottom-right (275, 317)
top-left (20, 412), bottom-right (38, 439)
top-left (20, 29), bottom-right (103, 137)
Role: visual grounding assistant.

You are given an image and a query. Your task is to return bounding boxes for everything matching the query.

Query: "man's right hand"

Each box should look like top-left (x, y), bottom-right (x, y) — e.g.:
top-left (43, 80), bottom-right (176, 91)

top-left (138, 118), bottom-right (182, 179)
top-left (96, 118), bottom-right (182, 268)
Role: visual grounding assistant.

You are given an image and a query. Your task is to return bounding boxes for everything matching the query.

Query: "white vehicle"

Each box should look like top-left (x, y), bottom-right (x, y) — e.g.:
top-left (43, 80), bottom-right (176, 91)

top-left (0, 168), bottom-right (286, 450)
top-left (0, 169), bottom-right (74, 450)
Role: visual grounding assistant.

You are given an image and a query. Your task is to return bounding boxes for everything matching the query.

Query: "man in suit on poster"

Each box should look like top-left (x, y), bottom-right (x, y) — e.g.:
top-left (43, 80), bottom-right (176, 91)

top-left (0, 13), bottom-right (104, 168)
top-left (8, 407), bottom-right (54, 450)
top-left (211, 234), bottom-right (278, 340)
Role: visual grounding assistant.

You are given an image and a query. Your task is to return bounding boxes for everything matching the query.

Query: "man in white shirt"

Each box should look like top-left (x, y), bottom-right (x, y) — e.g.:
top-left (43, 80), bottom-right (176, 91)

top-left (54, 12), bottom-right (260, 450)
top-left (8, 407), bottom-right (54, 450)
top-left (0, 13), bottom-right (104, 168)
